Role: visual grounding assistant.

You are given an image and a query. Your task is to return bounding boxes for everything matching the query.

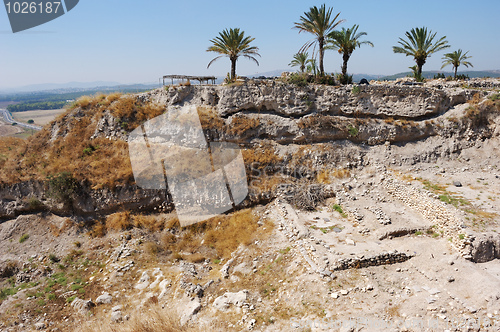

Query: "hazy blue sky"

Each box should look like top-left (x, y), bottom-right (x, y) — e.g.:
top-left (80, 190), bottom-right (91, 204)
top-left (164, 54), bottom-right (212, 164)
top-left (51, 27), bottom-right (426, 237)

top-left (1, 0), bottom-right (499, 89)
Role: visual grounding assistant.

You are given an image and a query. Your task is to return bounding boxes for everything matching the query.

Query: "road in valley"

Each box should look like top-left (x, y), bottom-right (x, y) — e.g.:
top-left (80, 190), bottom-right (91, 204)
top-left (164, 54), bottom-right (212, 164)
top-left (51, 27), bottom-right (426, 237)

top-left (0, 108), bottom-right (42, 131)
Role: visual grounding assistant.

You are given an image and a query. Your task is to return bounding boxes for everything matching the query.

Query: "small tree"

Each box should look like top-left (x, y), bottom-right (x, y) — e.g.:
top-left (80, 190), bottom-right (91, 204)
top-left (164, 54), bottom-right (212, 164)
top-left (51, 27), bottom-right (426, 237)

top-left (306, 58), bottom-right (318, 76)
top-left (293, 4), bottom-right (344, 77)
top-left (327, 24), bottom-right (373, 80)
top-left (393, 27), bottom-right (450, 78)
top-left (441, 49), bottom-right (473, 79)
top-left (289, 52), bottom-right (309, 73)
top-left (207, 28), bottom-right (260, 82)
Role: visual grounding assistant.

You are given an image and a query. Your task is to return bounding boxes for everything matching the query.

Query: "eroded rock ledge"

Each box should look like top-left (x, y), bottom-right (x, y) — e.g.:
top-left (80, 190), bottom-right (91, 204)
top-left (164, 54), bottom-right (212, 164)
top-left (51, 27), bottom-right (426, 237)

top-left (144, 82), bottom-right (480, 119)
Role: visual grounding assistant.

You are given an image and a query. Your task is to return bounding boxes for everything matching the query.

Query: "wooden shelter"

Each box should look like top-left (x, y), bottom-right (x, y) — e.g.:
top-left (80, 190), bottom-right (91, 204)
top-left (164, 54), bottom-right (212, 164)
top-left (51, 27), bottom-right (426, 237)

top-left (161, 75), bottom-right (217, 86)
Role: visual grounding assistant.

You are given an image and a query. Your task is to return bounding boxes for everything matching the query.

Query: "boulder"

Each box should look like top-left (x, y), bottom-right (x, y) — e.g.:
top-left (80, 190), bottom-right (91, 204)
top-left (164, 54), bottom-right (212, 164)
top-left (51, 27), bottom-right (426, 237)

top-left (70, 298), bottom-right (95, 313)
top-left (134, 271), bottom-right (150, 290)
top-left (95, 292), bottom-right (113, 305)
top-left (470, 233), bottom-right (500, 263)
top-left (180, 298), bottom-right (202, 325)
top-left (213, 290), bottom-right (248, 312)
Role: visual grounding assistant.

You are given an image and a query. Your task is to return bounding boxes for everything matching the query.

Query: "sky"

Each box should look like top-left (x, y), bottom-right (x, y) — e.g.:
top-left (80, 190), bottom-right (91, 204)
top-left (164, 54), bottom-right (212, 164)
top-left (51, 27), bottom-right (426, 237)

top-left (1, 0), bottom-right (499, 89)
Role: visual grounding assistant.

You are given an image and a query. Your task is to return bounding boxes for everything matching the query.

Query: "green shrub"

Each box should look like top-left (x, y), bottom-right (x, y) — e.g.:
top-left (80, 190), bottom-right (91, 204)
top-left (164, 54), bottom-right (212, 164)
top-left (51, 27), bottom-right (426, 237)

top-left (337, 73), bottom-right (352, 85)
top-left (286, 73), bottom-right (311, 87)
top-left (347, 125), bottom-right (359, 137)
top-left (488, 93), bottom-right (500, 101)
top-left (47, 172), bottom-right (77, 204)
top-left (351, 85), bottom-right (360, 95)
top-left (332, 204), bottom-right (347, 218)
top-left (19, 234), bottom-right (29, 243)
top-left (49, 254), bottom-right (60, 263)
top-left (28, 197), bottom-right (42, 209)
top-left (315, 74), bottom-right (336, 85)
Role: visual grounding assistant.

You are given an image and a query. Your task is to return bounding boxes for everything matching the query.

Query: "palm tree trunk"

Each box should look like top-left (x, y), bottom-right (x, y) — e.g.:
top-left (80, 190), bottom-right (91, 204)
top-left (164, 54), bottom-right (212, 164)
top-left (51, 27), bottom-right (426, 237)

top-left (230, 57), bottom-right (236, 81)
top-left (416, 58), bottom-right (425, 78)
top-left (454, 66), bottom-right (457, 79)
top-left (342, 53), bottom-right (349, 76)
top-left (318, 37), bottom-right (324, 77)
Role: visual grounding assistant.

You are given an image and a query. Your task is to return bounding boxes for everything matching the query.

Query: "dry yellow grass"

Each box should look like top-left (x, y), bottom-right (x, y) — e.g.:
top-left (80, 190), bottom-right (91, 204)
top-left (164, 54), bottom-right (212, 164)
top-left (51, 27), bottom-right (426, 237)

top-left (227, 115), bottom-right (260, 136)
top-left (316, 168), bottom-right (350, 184)
top-left (0, 93), bottom-right (167, 189)
top-left (197, 106), bottom-right (225, 131)
top-left (76, 304), bottom-right (200, 332)
top-left (90, 212), bottom-right (178, 237)
top-left (242, 143), bottom-right (282, 169)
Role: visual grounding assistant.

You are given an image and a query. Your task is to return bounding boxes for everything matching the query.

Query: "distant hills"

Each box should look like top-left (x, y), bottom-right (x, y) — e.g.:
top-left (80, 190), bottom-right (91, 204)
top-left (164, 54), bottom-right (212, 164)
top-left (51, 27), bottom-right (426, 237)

top-left (2, 69), bottom-right (499, 98)
top-left (0, 82), bottom-right (160, 95)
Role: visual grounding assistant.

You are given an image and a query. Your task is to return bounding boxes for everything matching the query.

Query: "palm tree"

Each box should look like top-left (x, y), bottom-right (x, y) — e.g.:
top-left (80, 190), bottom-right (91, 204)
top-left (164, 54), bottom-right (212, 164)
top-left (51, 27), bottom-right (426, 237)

top-left (306, 58), bottom-right (318, 76)
top-left (289, 52), bottom-right (309, 73)
top-left (327, 24), bottom-right (373, 78)
top-left (293, 4), bottom-right (344, 77)
top-left (206, 28), bottom-right (260, 81)
top-left (441, 49), bottom-right (473, 79)
top-left (393, 27), bottom-right (450, 78)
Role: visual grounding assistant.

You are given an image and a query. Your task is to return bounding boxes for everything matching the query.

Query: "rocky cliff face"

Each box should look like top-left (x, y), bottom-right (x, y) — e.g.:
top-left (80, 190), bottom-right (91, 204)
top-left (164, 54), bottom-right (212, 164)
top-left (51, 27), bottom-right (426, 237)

top-left (145, 82), bottom-right (479, 118)
top-left (1, 82), bottom-right (499, 233)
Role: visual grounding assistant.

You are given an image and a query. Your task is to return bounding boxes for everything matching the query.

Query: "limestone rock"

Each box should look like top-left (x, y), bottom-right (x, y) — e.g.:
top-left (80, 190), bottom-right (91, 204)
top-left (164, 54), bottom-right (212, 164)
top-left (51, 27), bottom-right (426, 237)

top-left (180, 298), bottom-right (202, 326)
top-left (70, 298), bottom-right (95, 313)
top-left (95, 292), bottom-right (112, 305)
top-left (213, 290), bottom-right (248, 312)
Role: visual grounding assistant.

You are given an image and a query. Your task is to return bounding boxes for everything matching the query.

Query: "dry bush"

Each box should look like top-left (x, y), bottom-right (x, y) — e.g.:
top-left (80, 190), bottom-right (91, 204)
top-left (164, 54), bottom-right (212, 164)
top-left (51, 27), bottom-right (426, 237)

top-left (464, 99), bottom-right (497, 127)
top-left (144, 241), bottom-right (162, 256)
top-left (330, 168), bottom-right (350, 179)
top-left (105, 92), bottom-right (122, 104)
top-left (248, 174), bottom-right (285, 193)
top-left (109, 95), bottom-right (165, 131)
top-left (183, 253), bottom-right (206, 263)
top-left (468, 92), bottom-right (482, 106)
top-left (133, 215), bottom-right (166, 232)
top-left (75, 304), bottom-right (199, 332)
top-left (227, 115), bottom-right (260, 136)
top-left (203, 208), bottom-right (260, 258)
top-left (197, 106), bottom-right (225, 131)
top-left (288, 183), bottom-right (326, 211)
top-left (0, 261), bottom-right (19, 278)
top-left (242, 143), bottom-right (282, 170)
top-left (91, 213), bottom-right (175, 237)
top-left (89, 221), bottom-right (106, 238)
top-left (73, 95), bottom-right (92, 109)
top-left (316, 169), bottom-right (331, 184)
top-left (0, 137), bottom-right (26, 182)
top-left (316, 166), bottom-right (350, 184)
top-left (161, 232), bottom-right (177, 251)
top-left (105, 211), bottom-right (133, 231)
top-left (48, 218), bottom-right (74, 237)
